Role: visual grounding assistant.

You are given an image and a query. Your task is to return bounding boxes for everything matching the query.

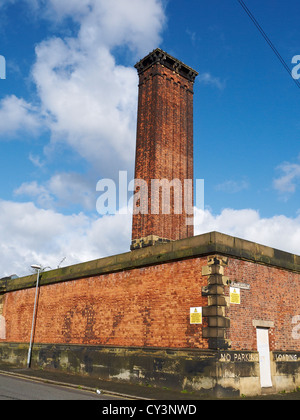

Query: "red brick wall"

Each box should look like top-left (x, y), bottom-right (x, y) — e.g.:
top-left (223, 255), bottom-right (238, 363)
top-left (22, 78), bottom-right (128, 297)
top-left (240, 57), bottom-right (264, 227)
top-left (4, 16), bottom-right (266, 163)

top-left (1, 257), bottom-right (209, 349)
top-left (226, 258), bottom-right (300, 352)
top-left (1, 255), bottom-right (299, 352)
top-left (132, 62), bottom-right (194, 242)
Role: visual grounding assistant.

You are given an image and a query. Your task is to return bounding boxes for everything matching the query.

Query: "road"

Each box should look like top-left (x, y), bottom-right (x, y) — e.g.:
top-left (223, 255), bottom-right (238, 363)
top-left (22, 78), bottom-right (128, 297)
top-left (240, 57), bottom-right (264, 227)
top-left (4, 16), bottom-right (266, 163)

top-left (0, 370), bottom-right (299, 401)
top-left (0, 373), bottom-right (124, 400)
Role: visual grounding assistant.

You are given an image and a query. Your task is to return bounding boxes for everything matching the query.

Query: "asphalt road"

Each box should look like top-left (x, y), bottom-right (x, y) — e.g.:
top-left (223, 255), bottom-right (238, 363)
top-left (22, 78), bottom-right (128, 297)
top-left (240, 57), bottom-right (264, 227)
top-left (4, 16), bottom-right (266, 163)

top-left (0, 368), bottom-right (299, 401)
top-left (0, 373), bottom-right (123, 400)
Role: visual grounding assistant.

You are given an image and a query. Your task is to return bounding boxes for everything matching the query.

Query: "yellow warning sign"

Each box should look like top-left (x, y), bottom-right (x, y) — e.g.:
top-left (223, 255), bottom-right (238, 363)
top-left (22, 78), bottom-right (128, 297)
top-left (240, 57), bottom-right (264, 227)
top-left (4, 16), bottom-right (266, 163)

top-left (230, 287), bottom-right (241, 304)
top-left (190, 307), bottom-right (202, 324)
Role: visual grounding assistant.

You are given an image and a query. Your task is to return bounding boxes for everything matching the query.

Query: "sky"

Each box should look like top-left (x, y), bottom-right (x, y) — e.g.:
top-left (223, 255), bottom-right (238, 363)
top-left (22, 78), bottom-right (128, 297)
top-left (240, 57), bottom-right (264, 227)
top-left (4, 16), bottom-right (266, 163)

top-left (0, 0), bottom-right (299, 276)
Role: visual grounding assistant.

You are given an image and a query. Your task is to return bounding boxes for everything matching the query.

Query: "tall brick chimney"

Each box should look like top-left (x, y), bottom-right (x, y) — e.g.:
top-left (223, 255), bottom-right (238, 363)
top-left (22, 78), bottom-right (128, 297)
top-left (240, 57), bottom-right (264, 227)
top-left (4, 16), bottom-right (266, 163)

top-left (131, 48), bottom-right (198, 250)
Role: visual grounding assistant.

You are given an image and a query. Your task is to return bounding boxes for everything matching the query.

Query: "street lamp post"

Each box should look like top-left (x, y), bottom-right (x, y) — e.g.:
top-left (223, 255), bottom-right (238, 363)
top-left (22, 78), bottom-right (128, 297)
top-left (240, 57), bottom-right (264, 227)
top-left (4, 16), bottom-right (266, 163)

top-left (27, 264), bottom-right (42, 369)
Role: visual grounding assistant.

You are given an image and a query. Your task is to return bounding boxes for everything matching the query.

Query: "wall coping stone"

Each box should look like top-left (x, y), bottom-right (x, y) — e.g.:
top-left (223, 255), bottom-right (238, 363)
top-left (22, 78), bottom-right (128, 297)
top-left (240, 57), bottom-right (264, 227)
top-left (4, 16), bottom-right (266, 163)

top-left (1, 231), bottom-right (299, 292)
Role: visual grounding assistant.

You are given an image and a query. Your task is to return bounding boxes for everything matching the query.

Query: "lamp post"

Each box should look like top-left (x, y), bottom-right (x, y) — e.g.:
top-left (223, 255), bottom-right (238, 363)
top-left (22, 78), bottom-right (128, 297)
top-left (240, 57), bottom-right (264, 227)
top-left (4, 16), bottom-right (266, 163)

top-left (27, 264), bottom-right (42, 369)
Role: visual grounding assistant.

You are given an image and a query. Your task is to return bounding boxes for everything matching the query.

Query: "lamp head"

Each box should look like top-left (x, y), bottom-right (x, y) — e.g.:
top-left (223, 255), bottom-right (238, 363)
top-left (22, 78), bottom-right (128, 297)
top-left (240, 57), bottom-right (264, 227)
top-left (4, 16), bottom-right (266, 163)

top-left (31, 264), bottom-right (42, 270)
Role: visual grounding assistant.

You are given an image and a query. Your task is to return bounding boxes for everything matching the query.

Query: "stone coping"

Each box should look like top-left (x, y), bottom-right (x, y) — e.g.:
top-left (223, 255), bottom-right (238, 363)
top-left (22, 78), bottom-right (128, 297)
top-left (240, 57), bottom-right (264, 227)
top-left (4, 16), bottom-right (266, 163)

top-left (0, 231), bottom-right (299, 293)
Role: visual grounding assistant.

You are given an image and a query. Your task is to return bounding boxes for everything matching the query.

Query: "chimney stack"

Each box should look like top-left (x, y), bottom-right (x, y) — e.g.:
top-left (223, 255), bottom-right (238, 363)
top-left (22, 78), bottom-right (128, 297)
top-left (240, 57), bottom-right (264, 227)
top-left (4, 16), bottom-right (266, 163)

top-left (131, 49), bottom-right (198, 250)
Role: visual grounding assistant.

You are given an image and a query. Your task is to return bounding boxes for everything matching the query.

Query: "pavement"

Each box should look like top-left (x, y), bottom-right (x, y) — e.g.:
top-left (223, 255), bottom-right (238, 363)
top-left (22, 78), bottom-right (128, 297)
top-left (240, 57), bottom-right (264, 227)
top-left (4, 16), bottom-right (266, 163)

top-left (0, 362), bottom-right (300, 400)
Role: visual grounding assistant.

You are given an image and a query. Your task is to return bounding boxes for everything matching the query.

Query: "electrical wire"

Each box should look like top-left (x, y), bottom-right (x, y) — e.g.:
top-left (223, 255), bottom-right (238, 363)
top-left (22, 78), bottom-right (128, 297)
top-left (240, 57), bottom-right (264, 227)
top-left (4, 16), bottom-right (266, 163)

top-left (237, 0), bottom-right (300, 89)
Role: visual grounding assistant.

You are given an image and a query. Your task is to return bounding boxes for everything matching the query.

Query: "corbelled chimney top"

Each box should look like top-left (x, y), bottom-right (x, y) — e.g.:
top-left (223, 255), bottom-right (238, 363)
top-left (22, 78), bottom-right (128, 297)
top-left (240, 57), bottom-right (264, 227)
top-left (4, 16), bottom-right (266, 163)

top-left (134, 48), bottom-right (198, 82)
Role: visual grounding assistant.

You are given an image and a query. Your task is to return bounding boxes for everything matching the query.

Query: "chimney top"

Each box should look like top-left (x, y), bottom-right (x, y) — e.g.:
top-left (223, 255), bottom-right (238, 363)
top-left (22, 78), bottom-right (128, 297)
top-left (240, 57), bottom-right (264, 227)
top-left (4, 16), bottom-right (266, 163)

top-left (134, 48), bottom-right (198, 82)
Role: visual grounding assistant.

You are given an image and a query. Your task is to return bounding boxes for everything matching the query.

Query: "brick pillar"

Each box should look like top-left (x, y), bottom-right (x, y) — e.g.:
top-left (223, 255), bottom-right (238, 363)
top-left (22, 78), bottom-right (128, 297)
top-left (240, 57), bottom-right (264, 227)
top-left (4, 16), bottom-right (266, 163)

top-left (131, 49), bottom-right (198, 250)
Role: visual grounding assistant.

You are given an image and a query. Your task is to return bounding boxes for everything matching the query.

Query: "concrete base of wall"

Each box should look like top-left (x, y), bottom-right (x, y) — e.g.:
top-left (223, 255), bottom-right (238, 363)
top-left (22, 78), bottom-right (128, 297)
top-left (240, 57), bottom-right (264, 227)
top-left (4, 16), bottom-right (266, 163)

top-left (1, 343), bottom-right (299, 397)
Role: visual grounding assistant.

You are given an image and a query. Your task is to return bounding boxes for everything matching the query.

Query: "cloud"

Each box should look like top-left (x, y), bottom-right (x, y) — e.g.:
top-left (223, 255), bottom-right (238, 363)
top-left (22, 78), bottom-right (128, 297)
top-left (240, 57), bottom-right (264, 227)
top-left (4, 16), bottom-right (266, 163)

top-left (14, 172), bottom-right (97, 211)
top-left (273, 159), bottom-right (300, 198)
top-left (194, 207), bottom-right (300, 256)
top-left (14, 181), bottom-right (52, 209)
top-left (28, 153), bottom-right (45, 168)
top-left (186, 28), bottom-right (198, 45)
top-left (0, 95), bottom-right (41, 137)
top-left (0, 0), bottom-right (166, 175)
top-left (30, 0), bottom-right (165, 175)
top-left (22, 0), bottom-right (165, 56)
top-left (32, 39), bottom-right (138, 175)
top-left (0, 199), bottom-right (132, 277)
top-left (197, 72), bottom-right (226, 90)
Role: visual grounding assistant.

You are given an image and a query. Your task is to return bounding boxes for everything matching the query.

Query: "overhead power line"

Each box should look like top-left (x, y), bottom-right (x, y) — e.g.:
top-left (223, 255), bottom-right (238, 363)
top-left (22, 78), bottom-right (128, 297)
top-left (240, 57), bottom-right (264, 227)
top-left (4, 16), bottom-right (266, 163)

top-left (237, 0), bottom-right (300, 89)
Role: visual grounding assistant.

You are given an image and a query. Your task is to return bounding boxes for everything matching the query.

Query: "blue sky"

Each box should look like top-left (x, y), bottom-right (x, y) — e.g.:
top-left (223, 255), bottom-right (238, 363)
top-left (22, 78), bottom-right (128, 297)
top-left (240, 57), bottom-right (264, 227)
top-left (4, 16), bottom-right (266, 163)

top-left (0, 0), bottom-right (299, 276)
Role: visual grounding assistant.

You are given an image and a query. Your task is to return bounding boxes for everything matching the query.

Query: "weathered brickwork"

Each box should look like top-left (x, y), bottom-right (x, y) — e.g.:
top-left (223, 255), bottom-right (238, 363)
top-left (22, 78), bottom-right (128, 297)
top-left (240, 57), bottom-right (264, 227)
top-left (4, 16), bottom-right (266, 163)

top-left (1, 247), bottom-right (299, 354)
top-left (132, 49), bottom-right (198, 245)
top-left (1, 257), bottom-right (209, 349)
top-left (225, 258), bottom-right (300, 352)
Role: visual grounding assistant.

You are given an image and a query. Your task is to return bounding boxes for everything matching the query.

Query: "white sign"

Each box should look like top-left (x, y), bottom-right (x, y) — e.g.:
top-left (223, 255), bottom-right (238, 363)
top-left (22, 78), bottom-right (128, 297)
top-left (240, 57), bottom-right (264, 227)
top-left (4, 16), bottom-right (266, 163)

top-left (231, 282), bottom-right (250, 290)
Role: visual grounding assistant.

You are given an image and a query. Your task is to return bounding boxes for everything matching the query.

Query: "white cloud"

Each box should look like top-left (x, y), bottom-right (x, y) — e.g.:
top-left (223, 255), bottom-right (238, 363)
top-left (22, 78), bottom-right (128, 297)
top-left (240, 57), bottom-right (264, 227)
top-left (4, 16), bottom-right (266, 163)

top-left (0, 199), bottom-right (131, 277)
top-left (32, 39), bottom-right (138, 175)
top-left (14, 181), bottom-right (53, 208)
top-left (197, 72), bottom-right (226, 90)
top-left (0, 95), bottom-right (41, 137)
top-left (273, 160), bottom-right (300, 197)
top-left (28, 0), bottom-right (165, 175)
top-left (48, 172), bottom-right (96, 210)
top-left (14, 172), bottom-right (97, 211)
top-left (194, 207), bottom-right (300, 256)
top-left (0, 0), bottom-right (166, 175)
top-left (37, 0), bottom-right (166, 56)
top-left (28, 153), bottom-right (45, 168)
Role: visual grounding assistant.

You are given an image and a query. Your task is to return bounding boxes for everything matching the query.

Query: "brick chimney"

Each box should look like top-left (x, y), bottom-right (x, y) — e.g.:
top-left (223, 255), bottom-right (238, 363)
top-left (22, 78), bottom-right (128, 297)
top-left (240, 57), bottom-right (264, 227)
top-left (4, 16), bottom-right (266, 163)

top-left (131, 49), bottom-right (198, 250)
